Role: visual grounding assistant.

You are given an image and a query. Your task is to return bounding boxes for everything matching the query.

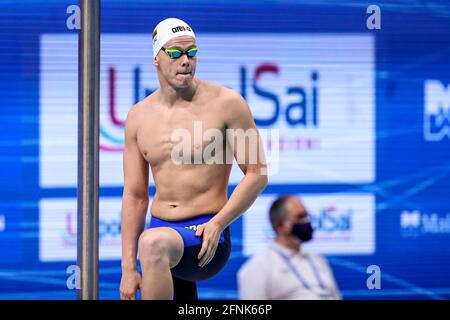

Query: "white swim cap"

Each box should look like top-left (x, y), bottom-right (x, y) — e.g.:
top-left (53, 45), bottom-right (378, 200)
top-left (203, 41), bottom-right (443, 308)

top-left (152, 18), bottom-right (196, 59)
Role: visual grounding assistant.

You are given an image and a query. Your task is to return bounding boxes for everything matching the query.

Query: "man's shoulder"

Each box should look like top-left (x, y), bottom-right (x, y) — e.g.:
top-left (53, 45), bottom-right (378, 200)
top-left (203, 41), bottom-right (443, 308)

top-left (200, 81), bottom-right (250, 126)
top-left (127, 91), bottom-right (158, 120)
top-left (201, 79), bottom-right (244, 105)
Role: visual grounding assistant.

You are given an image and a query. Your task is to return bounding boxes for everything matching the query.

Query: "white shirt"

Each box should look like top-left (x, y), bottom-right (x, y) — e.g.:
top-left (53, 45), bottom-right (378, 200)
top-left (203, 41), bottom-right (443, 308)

top-left (237, 241), bottom-right (342, 300)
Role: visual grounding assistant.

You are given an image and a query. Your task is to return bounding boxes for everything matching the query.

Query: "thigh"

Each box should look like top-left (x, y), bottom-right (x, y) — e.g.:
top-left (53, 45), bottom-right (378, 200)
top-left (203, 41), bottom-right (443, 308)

top-left (147, 214), bottom-right (231, 282)
top-left (171, 227), bottom-right (231, 282)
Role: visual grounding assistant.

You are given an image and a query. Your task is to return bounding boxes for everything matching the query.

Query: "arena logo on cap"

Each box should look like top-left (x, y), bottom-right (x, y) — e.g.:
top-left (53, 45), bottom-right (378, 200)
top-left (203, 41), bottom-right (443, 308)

top-left (172, 25), bottom-right (191, 33)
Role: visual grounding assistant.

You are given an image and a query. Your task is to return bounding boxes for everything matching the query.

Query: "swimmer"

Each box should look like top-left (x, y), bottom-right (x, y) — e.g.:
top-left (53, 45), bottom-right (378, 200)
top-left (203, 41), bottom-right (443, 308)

top-left (119, 18), bottom-right (268, 300)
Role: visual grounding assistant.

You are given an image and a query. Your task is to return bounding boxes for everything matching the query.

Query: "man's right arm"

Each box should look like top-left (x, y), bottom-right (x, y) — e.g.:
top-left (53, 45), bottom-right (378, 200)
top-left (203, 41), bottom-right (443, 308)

top-left (121, 106), bottom-right (149, 272)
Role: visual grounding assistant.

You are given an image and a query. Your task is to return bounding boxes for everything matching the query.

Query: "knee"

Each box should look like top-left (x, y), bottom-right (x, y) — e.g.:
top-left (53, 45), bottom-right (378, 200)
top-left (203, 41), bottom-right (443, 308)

top-left (138, 230), bottom-right (169, 265)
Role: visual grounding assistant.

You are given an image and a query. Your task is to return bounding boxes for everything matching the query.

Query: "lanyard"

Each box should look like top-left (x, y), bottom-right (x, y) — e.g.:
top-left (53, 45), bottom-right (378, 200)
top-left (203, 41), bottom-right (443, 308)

top-left (271, 246), bottom-right (327, 291)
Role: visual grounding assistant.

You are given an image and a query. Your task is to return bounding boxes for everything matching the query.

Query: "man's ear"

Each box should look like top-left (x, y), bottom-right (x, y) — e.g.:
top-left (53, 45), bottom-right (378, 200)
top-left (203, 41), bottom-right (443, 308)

top-left (276, 220), bottom-right (287, 235)
top-left (153, 55), bottom-right (159, 67)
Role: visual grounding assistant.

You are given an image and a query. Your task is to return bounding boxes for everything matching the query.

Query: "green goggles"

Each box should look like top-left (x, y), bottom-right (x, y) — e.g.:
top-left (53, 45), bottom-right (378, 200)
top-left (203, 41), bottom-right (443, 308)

top-left (161, 46), bottom-right (198, 59)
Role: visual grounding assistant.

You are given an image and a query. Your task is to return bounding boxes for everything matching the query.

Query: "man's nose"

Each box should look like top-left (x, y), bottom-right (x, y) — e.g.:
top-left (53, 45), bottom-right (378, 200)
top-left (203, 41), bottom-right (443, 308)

top-left (180, 54), bottom-right (190, 66)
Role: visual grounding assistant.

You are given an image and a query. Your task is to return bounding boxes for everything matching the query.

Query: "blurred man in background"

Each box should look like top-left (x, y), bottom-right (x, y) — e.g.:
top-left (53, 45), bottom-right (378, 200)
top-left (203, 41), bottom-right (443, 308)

top-left (237, 195), bottom-right (342, 300)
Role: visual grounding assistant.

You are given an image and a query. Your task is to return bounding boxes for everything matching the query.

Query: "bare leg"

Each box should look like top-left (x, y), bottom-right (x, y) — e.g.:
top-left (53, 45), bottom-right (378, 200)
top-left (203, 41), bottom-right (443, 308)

top-left (138, 227), bottom-right (184, 300)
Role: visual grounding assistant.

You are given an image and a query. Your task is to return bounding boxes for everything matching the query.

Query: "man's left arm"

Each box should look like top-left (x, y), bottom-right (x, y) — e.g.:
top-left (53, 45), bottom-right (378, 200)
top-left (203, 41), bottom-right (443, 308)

top-left (196, 90), bottom-right (268, 267)
top-left (211, 91), bottom-right (269, 229)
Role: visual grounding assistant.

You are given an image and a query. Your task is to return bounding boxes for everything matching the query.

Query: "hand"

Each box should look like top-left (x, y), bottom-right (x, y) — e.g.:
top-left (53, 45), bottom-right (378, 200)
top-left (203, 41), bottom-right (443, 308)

top-left (120, 268), bottom-right (142, 300)
top-left (196, 220), bottom-right (223, 268)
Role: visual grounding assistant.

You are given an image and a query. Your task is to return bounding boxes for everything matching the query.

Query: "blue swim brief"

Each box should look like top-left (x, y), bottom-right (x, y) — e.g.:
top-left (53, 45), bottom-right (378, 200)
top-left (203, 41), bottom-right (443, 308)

top-left (148, 213), bottom-right (231, 282)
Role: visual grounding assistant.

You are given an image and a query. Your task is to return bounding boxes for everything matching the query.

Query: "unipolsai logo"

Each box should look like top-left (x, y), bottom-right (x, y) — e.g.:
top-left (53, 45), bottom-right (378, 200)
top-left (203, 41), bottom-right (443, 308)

top-left (240, 64), bottom-right (319, 128)
top-left (61, 210), bottom-right (77, 246)
top-left (401, 210), bottom-right (450, 237)
top-left (100, 66), bottom-right (136, 153)
top-left (125, 61), bottom-right (322, 154)
top-left (61, 210), bottom-right (122, 247)
top-left (240, 63), bottom-right (321, 152)
top-left (311, 206), bottom-right (353, 241)
top-left (424, 80), bottom-right (450, 141)
top-left (101, 64), bottom-right (158, 153)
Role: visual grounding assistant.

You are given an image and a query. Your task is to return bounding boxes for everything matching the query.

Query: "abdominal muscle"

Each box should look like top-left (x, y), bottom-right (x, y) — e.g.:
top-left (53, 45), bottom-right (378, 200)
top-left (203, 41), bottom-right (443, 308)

top-left (149, 163), bottom-right (232, 221)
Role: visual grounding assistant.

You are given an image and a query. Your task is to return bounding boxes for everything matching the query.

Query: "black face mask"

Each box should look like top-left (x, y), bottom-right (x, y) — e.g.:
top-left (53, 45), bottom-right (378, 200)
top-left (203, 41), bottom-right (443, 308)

top-left (291, 222), bottom-right (314, 242)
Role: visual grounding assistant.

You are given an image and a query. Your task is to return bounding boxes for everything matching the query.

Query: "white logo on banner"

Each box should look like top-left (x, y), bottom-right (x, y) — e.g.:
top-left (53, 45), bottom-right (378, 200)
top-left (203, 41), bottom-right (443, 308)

top-left (0, 214), bottom-right (5, 232)
top-left (39, 198), bottom-right (150, 262)
top-left (40, 33), bottom-right (374, 187)
top-left (243, 194), bottom-right (375, 256)
top-left (400, 210), bottom-right (421, 228)
top-left (400, 210), bottom-right (450, 237)
top-left (424, 80), bottom-right (450, 141)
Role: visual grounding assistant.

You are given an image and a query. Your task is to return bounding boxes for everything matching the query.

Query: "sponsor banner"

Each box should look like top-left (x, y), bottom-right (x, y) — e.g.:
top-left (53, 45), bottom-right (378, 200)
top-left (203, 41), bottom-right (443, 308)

top-left (39, 197), bottom-right (150, 262)
top-left (243, 193), bottom-right (375, 256)
top-left (40, 33), bottom-right (374, 187)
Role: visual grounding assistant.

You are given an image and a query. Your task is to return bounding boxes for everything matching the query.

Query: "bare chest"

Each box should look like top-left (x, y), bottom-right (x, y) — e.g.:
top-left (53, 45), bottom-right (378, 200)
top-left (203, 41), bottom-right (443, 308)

top-left (136, 106), bottom-right (226, 166)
